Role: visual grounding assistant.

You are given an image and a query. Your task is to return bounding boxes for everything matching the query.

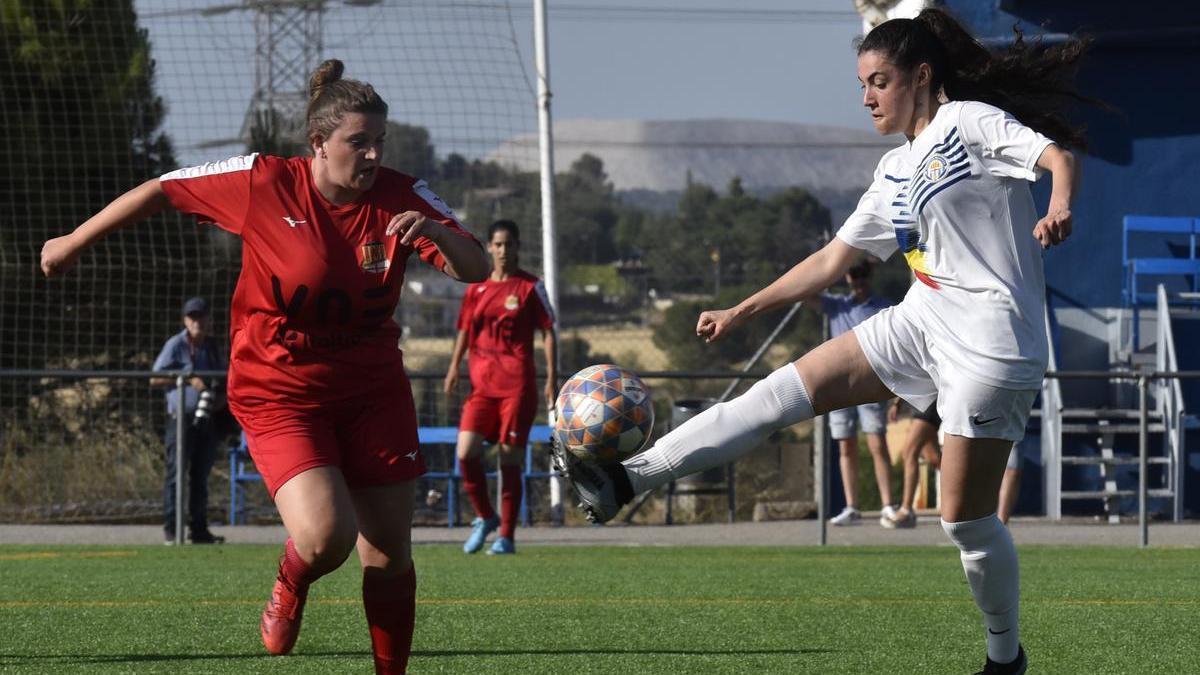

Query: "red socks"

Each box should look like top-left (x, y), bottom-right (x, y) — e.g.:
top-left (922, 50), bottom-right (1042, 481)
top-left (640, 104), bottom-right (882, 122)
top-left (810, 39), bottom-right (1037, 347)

top-left (499, 464), bottom-right (522, 539)
top-left (363, 566), bottom-right (417, 675)
top-left (280, 538), bottom-right (318, 591)
top-left (459, 457), bottom-right (495, 520)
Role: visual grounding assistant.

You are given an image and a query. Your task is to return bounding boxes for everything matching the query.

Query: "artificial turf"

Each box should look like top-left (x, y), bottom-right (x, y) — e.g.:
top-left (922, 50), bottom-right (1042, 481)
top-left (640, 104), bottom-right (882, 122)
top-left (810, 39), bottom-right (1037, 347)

top-left (1, 543), bottom-right (1198, 673)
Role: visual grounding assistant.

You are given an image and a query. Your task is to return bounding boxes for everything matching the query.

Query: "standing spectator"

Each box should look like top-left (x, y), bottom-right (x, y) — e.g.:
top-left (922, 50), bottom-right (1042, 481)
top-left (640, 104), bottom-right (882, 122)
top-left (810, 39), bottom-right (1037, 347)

top-left (811, 262), bottom-right (896, 527)
top-left (152, 296), bottom-right (225, 544)
top-left (445, 220), bottom-right (557, 555)
top-left (888, 399), bottom-right (944, 528)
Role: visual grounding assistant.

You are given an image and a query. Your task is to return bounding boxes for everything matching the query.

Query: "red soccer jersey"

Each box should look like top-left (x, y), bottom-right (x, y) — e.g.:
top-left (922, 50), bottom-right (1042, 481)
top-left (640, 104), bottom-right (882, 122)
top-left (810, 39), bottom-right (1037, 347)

top-left (456, 269), bottom-right (555, 398)
top-left (160, 154), bottom-right (479, 407)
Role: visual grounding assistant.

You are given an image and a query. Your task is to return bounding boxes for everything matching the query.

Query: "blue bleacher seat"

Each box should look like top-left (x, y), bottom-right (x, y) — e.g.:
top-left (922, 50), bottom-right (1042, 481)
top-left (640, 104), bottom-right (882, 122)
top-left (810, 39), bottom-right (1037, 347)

top-left (229, 425), bottom-right (556, 527)
top-left (1121, 216), bottom-right (1200, 348)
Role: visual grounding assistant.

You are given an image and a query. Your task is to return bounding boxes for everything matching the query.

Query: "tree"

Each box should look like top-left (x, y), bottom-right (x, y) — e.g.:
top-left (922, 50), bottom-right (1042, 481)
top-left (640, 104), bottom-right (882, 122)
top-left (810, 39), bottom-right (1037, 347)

top-left (0, 0), bottom-right (179, 369)
top-left (381, 122), bottom-right (437, 179)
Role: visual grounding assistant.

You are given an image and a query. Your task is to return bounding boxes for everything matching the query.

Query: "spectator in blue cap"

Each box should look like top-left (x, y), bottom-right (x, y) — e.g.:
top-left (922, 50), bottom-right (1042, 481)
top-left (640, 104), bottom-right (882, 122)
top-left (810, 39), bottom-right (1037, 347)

top-left (151, 296), bottom-right (226, 544)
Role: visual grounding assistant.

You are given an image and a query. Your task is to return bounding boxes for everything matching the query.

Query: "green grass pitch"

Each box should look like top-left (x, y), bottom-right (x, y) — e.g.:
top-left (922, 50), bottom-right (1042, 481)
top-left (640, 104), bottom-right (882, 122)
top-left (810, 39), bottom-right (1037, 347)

top-left (1, 543), bottom-right (1198, 673)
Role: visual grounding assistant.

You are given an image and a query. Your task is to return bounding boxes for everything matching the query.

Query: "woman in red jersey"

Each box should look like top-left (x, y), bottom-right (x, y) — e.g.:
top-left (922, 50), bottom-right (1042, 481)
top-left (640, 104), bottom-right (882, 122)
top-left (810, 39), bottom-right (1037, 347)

top-left (444, 219), bottom-right (557, 555)
top-left (40, 60), bottom-right (488, 674)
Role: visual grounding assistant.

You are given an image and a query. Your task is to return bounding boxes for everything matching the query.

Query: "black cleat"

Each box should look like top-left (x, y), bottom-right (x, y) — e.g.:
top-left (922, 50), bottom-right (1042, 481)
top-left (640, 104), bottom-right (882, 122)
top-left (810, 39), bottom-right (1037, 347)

top-left (975, 645), bottom-right (1027, 675)
top-left (549, 440), bottom-right (629, 524)
top-left (189, 529), bottom-right (225, 545)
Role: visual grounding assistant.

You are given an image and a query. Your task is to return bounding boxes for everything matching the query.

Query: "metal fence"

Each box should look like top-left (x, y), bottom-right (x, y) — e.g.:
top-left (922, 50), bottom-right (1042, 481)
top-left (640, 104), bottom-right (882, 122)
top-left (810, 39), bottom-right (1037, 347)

top-left (0, 369), bottom-right (819, 536)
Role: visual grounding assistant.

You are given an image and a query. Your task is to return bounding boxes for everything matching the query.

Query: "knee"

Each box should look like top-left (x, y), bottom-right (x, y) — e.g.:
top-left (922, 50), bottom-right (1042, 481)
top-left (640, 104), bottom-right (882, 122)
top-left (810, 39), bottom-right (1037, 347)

top-left (941, 514), bottom-right (1012, 553)
top-left (294, 521), bottom-right (358, 573)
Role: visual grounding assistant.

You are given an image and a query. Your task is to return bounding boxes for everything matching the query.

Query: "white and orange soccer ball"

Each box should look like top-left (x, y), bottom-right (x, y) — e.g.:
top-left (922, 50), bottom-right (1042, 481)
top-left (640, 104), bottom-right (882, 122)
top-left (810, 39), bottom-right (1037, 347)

top-left (553, 364), bottom-right (654, 464)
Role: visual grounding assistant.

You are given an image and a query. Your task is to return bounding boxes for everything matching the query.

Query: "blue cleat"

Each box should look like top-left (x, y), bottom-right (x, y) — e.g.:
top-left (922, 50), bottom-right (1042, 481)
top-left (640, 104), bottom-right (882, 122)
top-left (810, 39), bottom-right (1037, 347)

top-left (486, 536), bottom-right (515, 555)
top-left (463, 516), bottom-right (499, 554)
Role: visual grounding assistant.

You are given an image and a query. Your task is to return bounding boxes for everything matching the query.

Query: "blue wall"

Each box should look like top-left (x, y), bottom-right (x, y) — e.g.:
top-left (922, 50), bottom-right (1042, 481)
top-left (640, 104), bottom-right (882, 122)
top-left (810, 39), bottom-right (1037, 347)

top-left (944, 0), bottom-right (1200, 308)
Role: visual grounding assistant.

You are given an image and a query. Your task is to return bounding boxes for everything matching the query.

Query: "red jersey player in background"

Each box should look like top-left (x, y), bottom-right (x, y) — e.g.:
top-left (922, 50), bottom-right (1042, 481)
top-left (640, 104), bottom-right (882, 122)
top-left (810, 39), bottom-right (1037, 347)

top-left (444, 220), bottom-right (557, 555)
top-left (40, 59), bottom-right (488, 674)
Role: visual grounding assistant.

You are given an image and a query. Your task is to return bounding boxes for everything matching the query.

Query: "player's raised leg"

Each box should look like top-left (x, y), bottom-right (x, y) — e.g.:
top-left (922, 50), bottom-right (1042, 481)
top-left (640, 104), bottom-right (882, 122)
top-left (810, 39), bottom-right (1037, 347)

top-left (263, 467), bottom-right (360, 655)
top-left (554, 330), bottom-right (893, 523)
top-left (354, 481), bottom-right (418, 675)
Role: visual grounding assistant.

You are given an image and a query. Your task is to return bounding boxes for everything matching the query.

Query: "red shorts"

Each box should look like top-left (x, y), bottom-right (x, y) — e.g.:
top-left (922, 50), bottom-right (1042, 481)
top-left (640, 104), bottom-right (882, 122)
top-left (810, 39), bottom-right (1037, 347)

top-left (232, 384), bottom-right (425, 498)
top-left (459, 389), bottom-right (539, 448)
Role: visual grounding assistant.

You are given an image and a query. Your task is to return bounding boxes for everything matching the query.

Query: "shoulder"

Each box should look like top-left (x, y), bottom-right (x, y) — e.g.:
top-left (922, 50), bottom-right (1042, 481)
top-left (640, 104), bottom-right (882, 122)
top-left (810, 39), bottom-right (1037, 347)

top-left (249, 154), bottom-right (306, 184)
top-left (874, 146), bottom-right (909, 181)
top-left (375, 166), bottom-right (418, 192)
top-left (160, 153), bottom-right (259, 182)
top-left (159, 331), bottom-right (185, 353)
top-left (516, 269), bottom-right (542, 287)
top-left (953, 99), bottom-right (1007, 119)
top-left (951, 100), bottom-right (1019, 135)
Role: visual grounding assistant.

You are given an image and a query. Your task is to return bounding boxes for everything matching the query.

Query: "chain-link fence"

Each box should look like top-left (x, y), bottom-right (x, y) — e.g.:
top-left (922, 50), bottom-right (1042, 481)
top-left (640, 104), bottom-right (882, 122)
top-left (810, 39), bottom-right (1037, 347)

top-left (0, 370), bottom-right (821, 527)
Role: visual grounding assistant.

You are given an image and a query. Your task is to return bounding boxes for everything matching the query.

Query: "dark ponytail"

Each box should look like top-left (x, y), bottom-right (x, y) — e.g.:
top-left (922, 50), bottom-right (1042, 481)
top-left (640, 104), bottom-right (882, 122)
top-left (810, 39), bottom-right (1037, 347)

top-left (858, 8), bottom-right (1091, 149)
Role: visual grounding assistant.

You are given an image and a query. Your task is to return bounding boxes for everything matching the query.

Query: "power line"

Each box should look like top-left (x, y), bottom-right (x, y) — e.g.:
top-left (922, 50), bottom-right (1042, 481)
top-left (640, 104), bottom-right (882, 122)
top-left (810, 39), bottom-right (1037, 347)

top-left (139, 1), bottom-right (861, 25)
top-left (504, 138), bottom-right (893, 150)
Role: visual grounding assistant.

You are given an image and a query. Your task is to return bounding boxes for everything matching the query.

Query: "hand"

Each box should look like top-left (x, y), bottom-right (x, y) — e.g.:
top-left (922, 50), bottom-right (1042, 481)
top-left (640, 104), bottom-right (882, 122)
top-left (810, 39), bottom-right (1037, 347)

top-left (544, 379), bottom-right (558, 410)
top-left (188, 377), bottom-right (207, 392)
top-left (1033, 206), bottom-right (1072, 249)
top-left (888, 401), bottom-right (900, 424)
top-left (386, 210), bottom-right (441, 246)
top-left (695, 307), bottom-right (742, 343)
top-left (40, 234), bottom-right (83, 277)
top-left (443, 367), bottom-right (459, 396)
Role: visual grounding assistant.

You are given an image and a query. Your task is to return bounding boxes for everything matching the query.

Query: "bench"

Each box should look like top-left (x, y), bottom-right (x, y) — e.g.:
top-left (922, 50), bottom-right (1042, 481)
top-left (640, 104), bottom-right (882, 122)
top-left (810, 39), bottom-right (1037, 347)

top-left (229, 425), bottom-right (556, 527)
top-left (1122, 216), bottom-right (1200, 348)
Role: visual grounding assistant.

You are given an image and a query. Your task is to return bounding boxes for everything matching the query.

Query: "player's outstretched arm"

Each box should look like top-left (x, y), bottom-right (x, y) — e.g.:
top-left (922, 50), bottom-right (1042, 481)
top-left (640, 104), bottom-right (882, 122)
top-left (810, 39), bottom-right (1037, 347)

top-left (41, 179), bottom-right (171, 278)
top-left (696, 237), bottom-right (860, 343)
top-left (1032, 144), bottom-right (1077, 249)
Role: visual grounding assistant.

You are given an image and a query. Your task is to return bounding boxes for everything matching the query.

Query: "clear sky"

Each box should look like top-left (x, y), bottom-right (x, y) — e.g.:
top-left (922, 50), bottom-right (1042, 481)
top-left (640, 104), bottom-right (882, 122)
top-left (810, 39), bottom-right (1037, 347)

top-left (523, 0), bottom-right (872, 130)
top-left (135, 1), bottom-right (874, 166)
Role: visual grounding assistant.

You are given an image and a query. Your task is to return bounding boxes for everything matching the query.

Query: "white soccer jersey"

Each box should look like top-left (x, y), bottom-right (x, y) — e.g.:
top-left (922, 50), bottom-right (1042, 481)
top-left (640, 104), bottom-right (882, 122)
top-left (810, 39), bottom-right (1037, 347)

top-left (837, 100), bottom-right (1055, 389)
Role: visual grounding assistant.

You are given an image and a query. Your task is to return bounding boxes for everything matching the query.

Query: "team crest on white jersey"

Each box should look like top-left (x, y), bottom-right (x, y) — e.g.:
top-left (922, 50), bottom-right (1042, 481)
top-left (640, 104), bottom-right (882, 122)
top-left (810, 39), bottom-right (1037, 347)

top-left (924, 154), bottom-right (950, 182)
top-left (359, 241), bottom-right (389, 273)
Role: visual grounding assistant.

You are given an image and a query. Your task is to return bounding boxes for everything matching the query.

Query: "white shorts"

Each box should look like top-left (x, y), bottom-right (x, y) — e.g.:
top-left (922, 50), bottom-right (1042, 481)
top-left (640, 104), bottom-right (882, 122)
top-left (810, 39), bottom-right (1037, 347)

top-left (852, 305), bottom-right (1039, 442)
top-left (828, 402), bottom-right (887, 440)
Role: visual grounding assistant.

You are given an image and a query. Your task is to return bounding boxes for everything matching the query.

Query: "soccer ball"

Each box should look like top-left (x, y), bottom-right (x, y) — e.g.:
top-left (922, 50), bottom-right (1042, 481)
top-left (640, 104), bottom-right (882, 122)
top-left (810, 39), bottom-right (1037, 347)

top-left (554, 364), bottom-right (654, 464)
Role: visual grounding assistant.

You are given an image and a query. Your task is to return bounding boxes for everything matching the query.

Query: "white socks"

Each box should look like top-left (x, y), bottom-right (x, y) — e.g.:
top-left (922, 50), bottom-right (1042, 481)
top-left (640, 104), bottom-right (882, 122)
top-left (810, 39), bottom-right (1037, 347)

top-left (623, 364), bottom-right (814, 494)
top-left (942, 514), bottom-right (1020, 664)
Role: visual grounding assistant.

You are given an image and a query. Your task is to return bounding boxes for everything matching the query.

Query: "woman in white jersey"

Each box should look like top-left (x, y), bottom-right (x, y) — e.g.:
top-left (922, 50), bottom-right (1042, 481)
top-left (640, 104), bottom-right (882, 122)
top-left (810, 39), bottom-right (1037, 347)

top-left (554, 9), bottom-right (1085, 675)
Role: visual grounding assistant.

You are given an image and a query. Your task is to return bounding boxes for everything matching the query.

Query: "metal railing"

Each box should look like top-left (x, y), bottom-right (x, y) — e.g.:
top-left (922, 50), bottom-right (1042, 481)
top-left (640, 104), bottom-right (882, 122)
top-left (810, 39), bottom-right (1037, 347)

top-left (1156, 285), bottom-right (1188, 522)
top-left (0, 369), bottom-right (795, 534)
top-left (0, 368), bottom-right (227, 545)
top-left (1039, 370), bottom-right (1200, 547)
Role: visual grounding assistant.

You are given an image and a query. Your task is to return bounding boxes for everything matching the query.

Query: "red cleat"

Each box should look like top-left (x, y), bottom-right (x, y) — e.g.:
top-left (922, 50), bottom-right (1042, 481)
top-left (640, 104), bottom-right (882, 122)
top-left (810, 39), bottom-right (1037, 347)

top-left (260, 574), bottom-right (308, 655)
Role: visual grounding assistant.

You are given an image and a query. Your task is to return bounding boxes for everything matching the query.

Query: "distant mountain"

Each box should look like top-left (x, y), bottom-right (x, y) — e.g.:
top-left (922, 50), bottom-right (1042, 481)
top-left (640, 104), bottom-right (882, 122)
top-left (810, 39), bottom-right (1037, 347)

top-left (487, 118), bottom-right (901, 223)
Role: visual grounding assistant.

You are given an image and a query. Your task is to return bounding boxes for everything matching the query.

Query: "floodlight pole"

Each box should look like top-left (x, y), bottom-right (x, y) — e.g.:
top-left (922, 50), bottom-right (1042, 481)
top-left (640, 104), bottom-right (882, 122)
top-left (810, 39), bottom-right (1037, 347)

top-left (175, 375), bottom-right (186, 546)
top-left (534, 0), bottom-right (564, 515)
top-left (534, 0), bottom-right (558, 324)
top-left (816, 315), bottom-right (829, 546)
